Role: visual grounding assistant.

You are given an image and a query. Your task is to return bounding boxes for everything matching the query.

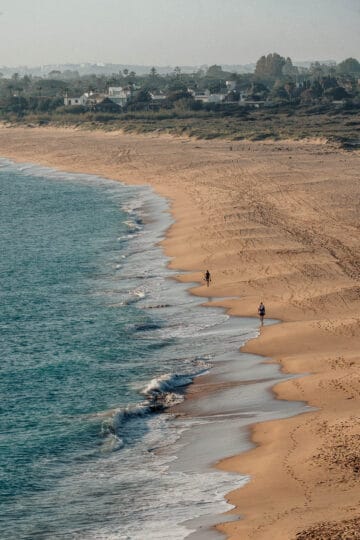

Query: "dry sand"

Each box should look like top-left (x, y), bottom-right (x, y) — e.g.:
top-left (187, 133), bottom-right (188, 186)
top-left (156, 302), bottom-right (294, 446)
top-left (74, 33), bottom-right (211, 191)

top-left (1, 126), bottom-right (359, 539)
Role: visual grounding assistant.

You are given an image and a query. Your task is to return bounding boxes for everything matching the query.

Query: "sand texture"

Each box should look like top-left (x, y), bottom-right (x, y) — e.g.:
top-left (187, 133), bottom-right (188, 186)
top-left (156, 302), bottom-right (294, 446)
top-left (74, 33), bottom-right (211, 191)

top-left (1, 126), bottom-right (359, 539)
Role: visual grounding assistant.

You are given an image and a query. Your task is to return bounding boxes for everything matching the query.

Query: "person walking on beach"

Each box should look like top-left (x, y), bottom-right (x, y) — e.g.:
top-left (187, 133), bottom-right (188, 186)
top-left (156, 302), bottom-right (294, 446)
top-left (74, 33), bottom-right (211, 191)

top-left (258, 301), bottom-right (266, 325)
top-left (204, 270), bottom-right (211, 287)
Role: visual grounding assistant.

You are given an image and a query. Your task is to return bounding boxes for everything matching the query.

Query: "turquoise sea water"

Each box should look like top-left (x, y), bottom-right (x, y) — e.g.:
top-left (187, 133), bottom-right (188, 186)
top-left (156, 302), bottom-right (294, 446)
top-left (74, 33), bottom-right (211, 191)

top-left (1, 161), bottom-right (261, 539)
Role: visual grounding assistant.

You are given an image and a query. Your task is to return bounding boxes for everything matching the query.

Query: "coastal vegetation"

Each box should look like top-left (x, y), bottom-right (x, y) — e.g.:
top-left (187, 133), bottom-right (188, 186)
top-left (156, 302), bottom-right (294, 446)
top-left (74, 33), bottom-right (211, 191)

top-left (1, 53), bottom-right (359, 146)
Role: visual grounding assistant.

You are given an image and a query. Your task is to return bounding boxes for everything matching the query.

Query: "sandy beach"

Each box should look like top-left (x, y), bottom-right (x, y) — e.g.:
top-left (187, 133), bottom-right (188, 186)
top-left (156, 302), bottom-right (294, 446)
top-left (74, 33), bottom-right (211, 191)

top-left (1, 125), bottom-right (359, 539)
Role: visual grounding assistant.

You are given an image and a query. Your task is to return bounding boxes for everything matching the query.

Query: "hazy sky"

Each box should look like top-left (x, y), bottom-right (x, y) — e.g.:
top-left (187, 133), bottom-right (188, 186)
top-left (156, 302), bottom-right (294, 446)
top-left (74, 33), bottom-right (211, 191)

top-left (0, 0), bottom-right (359, 66)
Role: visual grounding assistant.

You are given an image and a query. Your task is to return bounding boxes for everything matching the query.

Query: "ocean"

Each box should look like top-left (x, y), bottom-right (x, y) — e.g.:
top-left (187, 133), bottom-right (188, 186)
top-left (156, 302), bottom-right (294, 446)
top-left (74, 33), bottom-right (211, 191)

top-left (0, 160), bottom-right (307, 539)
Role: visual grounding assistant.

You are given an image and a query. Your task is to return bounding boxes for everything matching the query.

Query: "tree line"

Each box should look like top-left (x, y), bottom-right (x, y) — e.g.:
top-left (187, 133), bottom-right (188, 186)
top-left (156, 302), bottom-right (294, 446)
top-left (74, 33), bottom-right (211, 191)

top-left (0, 53), bottom-right (359, 116)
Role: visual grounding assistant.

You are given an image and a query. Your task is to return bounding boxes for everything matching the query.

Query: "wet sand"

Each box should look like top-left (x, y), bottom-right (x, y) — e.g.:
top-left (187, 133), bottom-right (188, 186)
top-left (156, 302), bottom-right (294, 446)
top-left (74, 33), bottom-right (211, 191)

top-left (0, 125), bottom-right (359, 538)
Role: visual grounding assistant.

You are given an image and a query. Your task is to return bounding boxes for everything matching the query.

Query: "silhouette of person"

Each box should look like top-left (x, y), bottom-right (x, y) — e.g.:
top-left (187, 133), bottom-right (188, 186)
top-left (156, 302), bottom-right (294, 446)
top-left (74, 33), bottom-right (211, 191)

top-left (258, 301), bottom-right (266, 325)
top-left (204, 270), bottom-right (211, 287)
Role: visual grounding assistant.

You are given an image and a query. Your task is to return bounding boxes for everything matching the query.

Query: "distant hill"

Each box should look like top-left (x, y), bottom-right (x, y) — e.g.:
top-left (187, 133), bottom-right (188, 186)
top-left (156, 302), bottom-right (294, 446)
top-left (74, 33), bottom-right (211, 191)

top-left (0, 60), bottom-right (339, 78)
top-left (293, 60), bottom-right (337, 68)
top-left (0, 62), bottom-right (256, 77)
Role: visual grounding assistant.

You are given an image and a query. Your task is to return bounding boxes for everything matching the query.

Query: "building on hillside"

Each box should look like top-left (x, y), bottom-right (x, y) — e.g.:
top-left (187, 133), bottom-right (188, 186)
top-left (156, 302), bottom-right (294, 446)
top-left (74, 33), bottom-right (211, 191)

top-left (84, 92), bottom-right (106, 107)
top-left (149, 91), bottom-right (167, 101)
top-left (93, 97), bottom-right (121, 113)
top-left (107, 86), bottom-right (132, 107)
top-left (108, 86), bottom-right (122, 96)
top-left (64, 94), bottom-right (87, 106)
top-left (188, 88), bottom-right (209, 101)
top-left (148, 91), bottom-right (167, 109)
top-left (64, 91), bottom-right (106, 107)
top-left (225, 80), bottom-right (236, 91)
top-left (207, 93), bottom-right (226, 103)
top-left (188, 89), bottom-right (226, 103)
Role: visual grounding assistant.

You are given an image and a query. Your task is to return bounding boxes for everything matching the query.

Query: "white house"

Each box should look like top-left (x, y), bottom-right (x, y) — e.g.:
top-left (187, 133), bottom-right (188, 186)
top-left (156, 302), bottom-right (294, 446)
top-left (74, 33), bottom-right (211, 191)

top-left (188, 88), bottom-right (227, 104)
top-left (107, 86), bottom-right (132, 107)
top-left (64, 94), bottom-right (88, 106)
top-left (207, 93), bottom-right (226, 103)
top-left (189, 89), bottom-right (210, 102)
top-left (149, 91), bottom-right (167, 101)
top-left (64, 88), bottom-right (131, 108)
top-left (226, 80), bottom-right (236, 91)
top-left (108, 86), bottom-right (123, 97)
top-left (64, 91), bottom-right (106, 107)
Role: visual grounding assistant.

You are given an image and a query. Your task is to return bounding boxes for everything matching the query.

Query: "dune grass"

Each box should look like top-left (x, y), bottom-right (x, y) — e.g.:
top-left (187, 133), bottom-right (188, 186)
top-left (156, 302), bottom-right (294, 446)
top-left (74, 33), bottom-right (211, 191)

top-left (3, 104), bottom-right (359, 147)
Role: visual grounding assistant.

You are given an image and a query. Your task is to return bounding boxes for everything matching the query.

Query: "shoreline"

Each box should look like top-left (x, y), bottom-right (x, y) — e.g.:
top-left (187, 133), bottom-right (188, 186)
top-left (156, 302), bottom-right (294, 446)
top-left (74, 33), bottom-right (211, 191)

top-left (1, 126), bottom-right (359, 538)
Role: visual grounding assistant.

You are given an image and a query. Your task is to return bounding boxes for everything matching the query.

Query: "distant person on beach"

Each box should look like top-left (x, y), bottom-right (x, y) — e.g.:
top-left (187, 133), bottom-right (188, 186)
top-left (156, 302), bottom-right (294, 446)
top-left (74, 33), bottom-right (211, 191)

top-left (204, 270), bottom-right (211, 287)
top-left (258, 301), bottom-right (266, 325)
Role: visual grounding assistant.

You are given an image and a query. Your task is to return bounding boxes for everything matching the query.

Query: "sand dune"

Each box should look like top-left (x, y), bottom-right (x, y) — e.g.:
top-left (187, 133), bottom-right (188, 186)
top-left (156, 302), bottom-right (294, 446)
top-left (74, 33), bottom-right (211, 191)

top-left (0, 125), bottom-right (359, 539)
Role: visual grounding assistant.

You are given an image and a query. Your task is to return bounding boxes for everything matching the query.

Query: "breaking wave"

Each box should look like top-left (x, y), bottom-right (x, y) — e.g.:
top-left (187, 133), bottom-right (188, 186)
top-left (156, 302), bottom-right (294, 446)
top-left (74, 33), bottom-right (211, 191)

top-left (101, 368), bottom-right (209, 451)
